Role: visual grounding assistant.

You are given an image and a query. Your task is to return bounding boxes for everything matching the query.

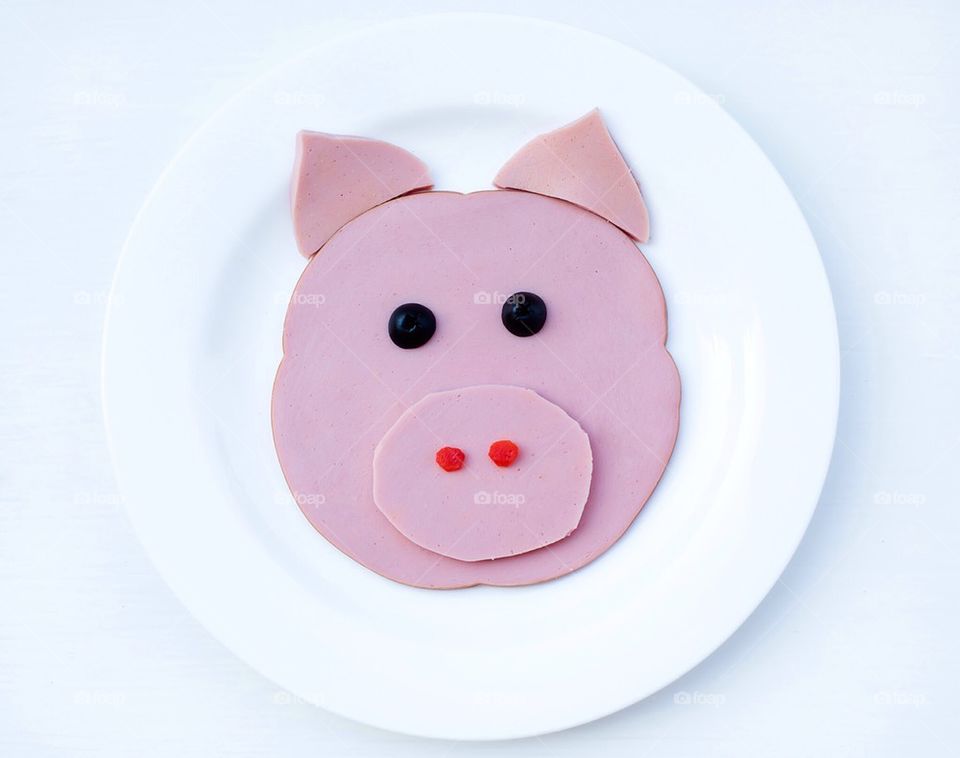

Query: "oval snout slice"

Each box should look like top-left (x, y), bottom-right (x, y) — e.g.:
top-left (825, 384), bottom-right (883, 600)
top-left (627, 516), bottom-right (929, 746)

top-left (372, 385), bottom-right (593, 562)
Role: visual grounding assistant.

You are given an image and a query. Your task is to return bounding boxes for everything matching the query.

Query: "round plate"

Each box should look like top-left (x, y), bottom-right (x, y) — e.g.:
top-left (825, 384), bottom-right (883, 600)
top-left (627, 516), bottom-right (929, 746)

top-left (102, 14), bottom-right (838, 740)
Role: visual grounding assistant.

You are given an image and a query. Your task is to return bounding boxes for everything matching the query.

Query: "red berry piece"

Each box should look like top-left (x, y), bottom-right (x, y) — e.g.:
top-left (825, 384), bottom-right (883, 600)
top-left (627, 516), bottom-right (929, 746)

top-left (435, 446), bottom-right (465, 472)
top-left (488, 439), bottom-right (520, 467)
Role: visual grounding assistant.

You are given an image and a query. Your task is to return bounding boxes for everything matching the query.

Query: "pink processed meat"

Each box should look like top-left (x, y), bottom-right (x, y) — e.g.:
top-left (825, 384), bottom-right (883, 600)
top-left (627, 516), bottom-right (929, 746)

top-left (272, 111), bottom-right (679, 588)
top-left (373, 385), bottom-right (593, 562)
top-left (494, 109), bottom-right (650, 242)
top-left (291, 131), bottom-right (432, 257)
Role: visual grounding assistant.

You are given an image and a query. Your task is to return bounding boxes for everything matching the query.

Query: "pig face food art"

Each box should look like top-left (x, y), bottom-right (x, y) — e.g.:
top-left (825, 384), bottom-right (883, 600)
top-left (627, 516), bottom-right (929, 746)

top-left (272, 110), bottom-right (680, 588)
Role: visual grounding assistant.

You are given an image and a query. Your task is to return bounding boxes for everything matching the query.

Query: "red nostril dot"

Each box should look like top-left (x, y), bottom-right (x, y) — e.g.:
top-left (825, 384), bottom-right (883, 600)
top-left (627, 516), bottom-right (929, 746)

top-left (436, 446), bottom-right (466, 472)
top-left (488, 439), bottom-right (520, 467)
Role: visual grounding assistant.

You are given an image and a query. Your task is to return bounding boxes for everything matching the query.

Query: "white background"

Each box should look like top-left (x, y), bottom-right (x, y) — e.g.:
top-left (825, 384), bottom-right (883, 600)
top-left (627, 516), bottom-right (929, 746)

top-left (1, 1), bottom-right (957, 755)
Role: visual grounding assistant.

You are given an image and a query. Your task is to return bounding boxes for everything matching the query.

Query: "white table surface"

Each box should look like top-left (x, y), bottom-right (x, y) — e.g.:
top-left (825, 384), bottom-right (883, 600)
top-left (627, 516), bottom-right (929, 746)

top-left (2, 1), bottom-right (957, 755)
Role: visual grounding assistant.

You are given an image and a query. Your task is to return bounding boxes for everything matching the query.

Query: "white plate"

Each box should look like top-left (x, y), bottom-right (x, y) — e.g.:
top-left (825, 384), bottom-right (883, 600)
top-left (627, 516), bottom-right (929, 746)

top-left (102, 14), bottom-right (838, 740)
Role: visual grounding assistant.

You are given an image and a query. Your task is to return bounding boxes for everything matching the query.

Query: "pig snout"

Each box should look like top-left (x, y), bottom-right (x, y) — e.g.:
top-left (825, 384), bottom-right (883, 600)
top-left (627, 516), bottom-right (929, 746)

top-left (372, 384), bottom-right (593, 563)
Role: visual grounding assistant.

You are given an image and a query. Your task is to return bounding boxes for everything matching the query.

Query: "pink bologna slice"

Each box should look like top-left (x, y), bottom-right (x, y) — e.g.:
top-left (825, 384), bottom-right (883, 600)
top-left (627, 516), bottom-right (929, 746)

top-left (372, 385), bottom-right (593, 562)
top-left (291, 130), bottom-right (432, 257)
top-left (494, 108), bottom-right (650, 242)
top-left (272, 190), bottom-right (680, 588)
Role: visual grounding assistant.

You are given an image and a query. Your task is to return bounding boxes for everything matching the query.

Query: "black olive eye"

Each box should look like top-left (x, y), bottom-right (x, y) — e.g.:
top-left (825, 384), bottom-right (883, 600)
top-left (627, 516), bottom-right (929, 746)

top-left (501, 292), bottom-right (547, 337)
top-left (388, 303), bottom-right (436, 349)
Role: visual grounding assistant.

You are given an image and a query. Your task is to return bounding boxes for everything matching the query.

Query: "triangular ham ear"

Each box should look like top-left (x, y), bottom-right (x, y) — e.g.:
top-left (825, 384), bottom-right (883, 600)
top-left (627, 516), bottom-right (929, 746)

top-left (292, 131), bottom-right (433, 257)
top-left (494, 109), bottom-right (650, 243)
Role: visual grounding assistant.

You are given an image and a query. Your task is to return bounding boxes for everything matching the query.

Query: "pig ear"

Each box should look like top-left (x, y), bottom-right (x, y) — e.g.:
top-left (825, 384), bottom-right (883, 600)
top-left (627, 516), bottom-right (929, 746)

top-left (494, 109), bottom-right (650, 242)
top-left (292, 131), bottom-right (433, 258)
